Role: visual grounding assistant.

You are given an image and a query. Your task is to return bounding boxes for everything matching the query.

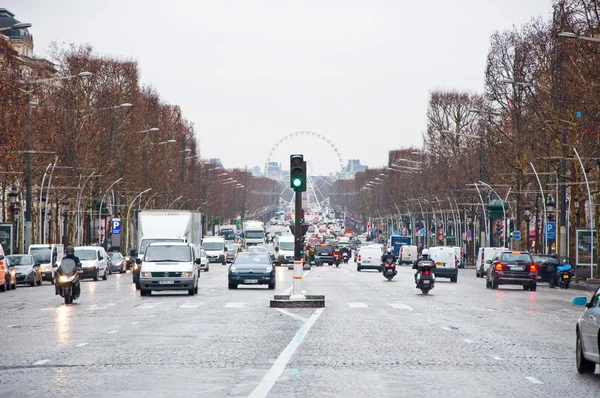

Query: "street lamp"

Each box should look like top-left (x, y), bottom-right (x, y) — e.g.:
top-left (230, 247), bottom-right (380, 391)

top-left (158, 139), bottom-right (176, 145)
top-left (524, 201), bottom-right (532, 252)
top-left (125, 188), bottom-right (152, 249)
top-left (61, 201), bottom-right (70, 246)
top-left (20, 71), bottom-right (92, 252)
top-left (558, 31), bottom-right (600, 43)
top-left (0, 22), bottom-right (32, 32)
top-left (574, 196), bottom-right (580, 228)
top-left (135, 127), bottom-right (159, 134)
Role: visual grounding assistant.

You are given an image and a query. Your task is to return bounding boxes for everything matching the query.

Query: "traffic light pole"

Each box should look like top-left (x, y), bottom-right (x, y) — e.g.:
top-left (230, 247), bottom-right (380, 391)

top-left (292, 189), bottom-right (305, 300)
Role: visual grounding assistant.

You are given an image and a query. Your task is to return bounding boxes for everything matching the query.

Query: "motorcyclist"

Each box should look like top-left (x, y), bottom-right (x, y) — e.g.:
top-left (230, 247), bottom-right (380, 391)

top-left (340, 244), bottom-right (351, 258)
top-left (56, 246), bottom-right (82, 297)
top-left (381, 247), bottom-right (396, 265)
top-left (548, 253), bottom-right (559, 288)
top-left (413, 248), bottom-right (431, 285)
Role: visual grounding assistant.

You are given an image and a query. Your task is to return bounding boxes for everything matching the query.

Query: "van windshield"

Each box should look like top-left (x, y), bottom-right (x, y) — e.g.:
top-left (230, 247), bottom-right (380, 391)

top-left (203, 242), bottom-right (224, 251)
top-left (246, 231), bottom-right (264, 239)
top-left (29, 247), bottom-right (51, 263)
top-left (139, 238), bottom-right (183, 254)
top-left (75, 250), bottom-right (97, 261)
top-left (145, 245), bottom-right (192, 262)
top-left (279, 242), bottom-right (294, 251)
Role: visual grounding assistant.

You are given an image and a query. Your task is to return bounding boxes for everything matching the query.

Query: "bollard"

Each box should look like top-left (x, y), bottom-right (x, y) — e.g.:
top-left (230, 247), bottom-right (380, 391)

top-left (290, 260), bottom-right (306, 300)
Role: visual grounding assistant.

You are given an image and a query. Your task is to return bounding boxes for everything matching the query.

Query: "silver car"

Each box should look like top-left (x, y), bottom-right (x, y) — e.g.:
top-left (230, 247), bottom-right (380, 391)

top-left (572, 288), bottom-right (600, 373)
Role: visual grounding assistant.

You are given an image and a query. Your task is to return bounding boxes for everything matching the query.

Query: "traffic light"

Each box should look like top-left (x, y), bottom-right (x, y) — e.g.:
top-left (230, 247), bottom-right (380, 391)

top-left (509, 219), bottom-right (515, 238)
top-left (290, 154), bottom-right (307, 192)
top-left (300, 209), bottom-right (305, 223)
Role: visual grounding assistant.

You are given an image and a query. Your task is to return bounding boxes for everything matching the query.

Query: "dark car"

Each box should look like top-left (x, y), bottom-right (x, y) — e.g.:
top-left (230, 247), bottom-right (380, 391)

top-left (532, 254), bottom-right (559, 282)
top-left (314, 244), bottom-right (334, 265)
top-left (486, 251), bottom-right (537, 291)
top-left (124, 248), bottom-right (137, 270)
top-left (7, 255), bottom-right (42, 287)
top-left (228, 252), bottom-right (276, 290)
top-left (109, 252), bottom-right (126, 273)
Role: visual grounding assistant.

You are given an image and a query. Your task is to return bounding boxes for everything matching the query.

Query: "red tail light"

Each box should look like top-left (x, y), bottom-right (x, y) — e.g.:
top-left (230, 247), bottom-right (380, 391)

top-left (529, 264), bottom-right (537, 272)
top-left (494, 262), bottom-right (503, 271)
top-left (358, 255), bottom-right (361, 262)
top-left (423, 270), bottom-right (430, 276)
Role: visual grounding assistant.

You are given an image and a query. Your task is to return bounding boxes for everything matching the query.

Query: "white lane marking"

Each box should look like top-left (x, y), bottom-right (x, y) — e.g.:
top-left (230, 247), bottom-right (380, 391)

top-left (76, 343), bottom-right (88, 347)
top-left (442, 327), bottom-right (452, 331)
top-left (389, 303), bottom-right (413, 311)
top-left (276, 309), bottom-right (308, 322)
top-left (107, 330), bottom-right (118, 334)
top-left (7, 324), bottom-right (16, 328)
top-left (225, 302), bottom-right (246, 308)
top-left (525, 376), bottom-right (543, 384)
top-left (249, 308), bottom-right (324, 398)
top-left (471, 306), bottom-right (486, 311)
top-left (179, 302), bottom-right (204, 309)
top-left (33, 359), bottom-right (50, 365)
top-left (462, 339), bottom-right (474, 344)
top-left (40, 307), bottom-right (56, 311)
top-left (131, 321), bottom-right (140, 325)
top-left (491, 355), bottom-right (503, 361)
top-left (148, 314), bottom-right (156, 318)
top-left (138, 303), bottom-right (157, 309)
top-left (348, 302), bottom-right (368, 308)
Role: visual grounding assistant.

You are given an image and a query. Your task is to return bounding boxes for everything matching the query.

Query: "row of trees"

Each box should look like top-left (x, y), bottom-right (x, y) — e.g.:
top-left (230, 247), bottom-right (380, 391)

top-left (0, 41), bottom-right (280, 251)
top-left (332, 0), bottom-right (599, 267)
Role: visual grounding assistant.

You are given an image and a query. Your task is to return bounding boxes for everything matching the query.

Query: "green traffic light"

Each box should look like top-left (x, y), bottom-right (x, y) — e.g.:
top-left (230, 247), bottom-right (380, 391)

top-left (292, 178), bottom-right (302, 188)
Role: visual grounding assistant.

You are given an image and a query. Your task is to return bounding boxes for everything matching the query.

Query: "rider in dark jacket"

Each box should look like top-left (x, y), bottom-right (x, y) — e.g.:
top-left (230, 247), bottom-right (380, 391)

top-left (381, 248), bottom-right (396, 264)
top-left (56, 246), bottom-right (82, 297)
top-left (413, 248), bottom-right (432, 285)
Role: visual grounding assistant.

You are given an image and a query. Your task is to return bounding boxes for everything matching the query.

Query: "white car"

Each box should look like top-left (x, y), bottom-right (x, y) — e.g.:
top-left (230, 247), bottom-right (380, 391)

top-left (572, 289), bottom-right (600, 373)
top-left (74, 246), bottom-right (109, 281)
top-left (198, 248), bottom-right (209, 272)
top-left (357, 246), bottom-right (383, 272)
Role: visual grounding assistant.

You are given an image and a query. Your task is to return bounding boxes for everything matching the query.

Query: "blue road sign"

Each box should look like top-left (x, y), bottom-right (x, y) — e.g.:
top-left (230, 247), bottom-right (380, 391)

top-left (545, 221), bottom-right (555, 241)
top-left (512, 231), bottom-right (521, 240)
top-left (111, 219), bottom-right (121, 235)
top-left (466, 230), bottom-right (472, 240)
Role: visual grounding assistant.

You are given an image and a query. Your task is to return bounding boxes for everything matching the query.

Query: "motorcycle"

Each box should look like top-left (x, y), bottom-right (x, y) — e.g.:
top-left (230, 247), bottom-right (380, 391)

top-left (557, 263), bottom-right (573, 289)
top-left (383, 257), bottom-right (396, 281)
top-left (309, 255), bottom-right (324, 267)
top-left (333, 252), bottom-right (341, 267)
top-left (341, 252), bottom-right (350, 264)
top-left (416, 260), bottom-right (436, 294)
top-left (56, 258), bottom-right (82, 305)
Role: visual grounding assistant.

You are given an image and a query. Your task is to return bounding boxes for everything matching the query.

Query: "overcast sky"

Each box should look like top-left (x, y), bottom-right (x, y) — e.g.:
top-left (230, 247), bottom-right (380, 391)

top-left (6, 0), bottom-right (552, 174)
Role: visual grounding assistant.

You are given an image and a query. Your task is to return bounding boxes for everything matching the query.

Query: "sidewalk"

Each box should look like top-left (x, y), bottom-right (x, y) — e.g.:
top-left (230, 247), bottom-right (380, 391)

top-left (569, 281), bottom-right (599, 293)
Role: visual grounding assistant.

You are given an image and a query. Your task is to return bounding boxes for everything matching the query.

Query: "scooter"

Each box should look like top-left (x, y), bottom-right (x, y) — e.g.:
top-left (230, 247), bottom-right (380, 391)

top-left (309, 255), bottom-right (324, 267)
top-left (383, 257), bottom-right (396, 281)
top-left (333, 252), bottom-right (341, 267)
top-left (56, 258), bottom-right (82, 305)
top-left (557, 263), bottom-right (573, 289)
top-left (342, 252), bottom-right (350, 264)
top-left (416, 260), bottom-right (435, 294)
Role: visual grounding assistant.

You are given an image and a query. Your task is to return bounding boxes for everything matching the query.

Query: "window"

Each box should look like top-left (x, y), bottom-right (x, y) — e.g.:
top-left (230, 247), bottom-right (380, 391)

top-left (145, 245), bottom-right (191, 262)
top-left (591, 288), bottom-right (600, 308)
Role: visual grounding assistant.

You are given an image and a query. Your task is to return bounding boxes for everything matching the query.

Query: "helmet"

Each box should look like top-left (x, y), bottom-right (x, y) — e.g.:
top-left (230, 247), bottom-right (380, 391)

top-left (66, 246), bottom-right (75, 256)
top-left (386, 248), bottom-right (392, 253)
top-left (421, 249), bottom-right (430, 256)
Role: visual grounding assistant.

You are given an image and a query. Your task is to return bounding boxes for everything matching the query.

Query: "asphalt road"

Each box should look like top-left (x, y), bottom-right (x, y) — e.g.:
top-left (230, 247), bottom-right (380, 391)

top-left (1, 260), bottom-right (599, 397)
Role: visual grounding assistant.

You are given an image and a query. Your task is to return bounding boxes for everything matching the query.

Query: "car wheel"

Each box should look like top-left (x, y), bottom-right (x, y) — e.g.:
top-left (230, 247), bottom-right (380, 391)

top-left (268, 282), bottom-right (276, 290)
top-left (491, 277), bottom-right (499, 289)
top-left (205, 265), bottom-right (209, 272)
top-left (0, 279), bottom-right (6, 292)
top-left (36, 277), bottom-right (42, 286)
top-left (485, 277), bottom-right (491, 289)
top-left (357, 266), bottom-right (361, 272)
top-left (13, 279), bottom-right (18, 289)
top-left (523, 285), bottom-right (530, 291)
top-left (109, 266), bottom-right (112, 275)
top-left (576, 330), bottom-right (596, 374)
top-left (188, 288), bottom-right (195, 296)
top-left (120, 265), bottom-right (125, 274)
top-left (378, 267), bottom-right (384, 273)
top-left (530, 283), bottom-right (537, 292)
top-left (194, 284), bottom-right (199, 294)
top-left (476, 269), bottom-right (480, 278)
top-left (450, 275), bottom-right (457, 283)
top-left (93, 270), bottom-right (99, 282)
top-left (135, 282), bottom-right (141, 290)
top-left (228, 283), bottom-right (237, 289)
top-left (30, 280), bottom-right (35, 287)
top-left (141, 289), bottom-right (151, 296)
top-left (102, 269), bottom-right (108, 281)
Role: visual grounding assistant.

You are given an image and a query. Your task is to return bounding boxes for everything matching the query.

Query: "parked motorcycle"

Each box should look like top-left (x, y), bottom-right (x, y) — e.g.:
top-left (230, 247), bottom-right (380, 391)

top-left (416, 260), bottom-right (435, 294)
top-left (383, 257), bottom-right (396, 281)
top-left (309, 255), bottom-right (324, 267)
top-left (557, 263), bottom-right (573, 289)
top-left (56, 258), bottom-right (82, 305)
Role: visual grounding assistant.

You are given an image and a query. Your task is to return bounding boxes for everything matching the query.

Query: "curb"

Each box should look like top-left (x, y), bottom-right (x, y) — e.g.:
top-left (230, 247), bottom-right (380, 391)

top-left (569, 283), bottom-right (598, 292)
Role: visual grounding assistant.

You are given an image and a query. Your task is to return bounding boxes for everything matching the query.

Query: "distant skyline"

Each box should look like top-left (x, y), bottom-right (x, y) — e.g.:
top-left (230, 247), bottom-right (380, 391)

top-left (5, 0), bottom-right (552, 174)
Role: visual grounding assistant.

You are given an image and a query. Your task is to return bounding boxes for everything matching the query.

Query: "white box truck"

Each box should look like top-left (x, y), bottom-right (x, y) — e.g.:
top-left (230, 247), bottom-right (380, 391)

top-left (136, 210), bottom-right (202, 258)
top-left (243, 221), bottom-right (265, 247)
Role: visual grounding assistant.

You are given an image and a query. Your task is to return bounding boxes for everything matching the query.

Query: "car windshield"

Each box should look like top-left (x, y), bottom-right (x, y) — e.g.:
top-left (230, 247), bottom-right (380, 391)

top-left (234, 253), bottom-right (271, 265)
top-left (246, 231), bottom-right (264, 239)
top-left (145, 245), bottom-right (191, 262)
top-left (248, 246), bottom-right (267, 253)
top-left (227, 244), bottom-right (240, 252)
top-left (203, 242), bottom-right (224, 251)
top-left (139, 238), bottom-right (183, 254)
top-left (500, 253), bottom-right (532, 264)
top-left (7, 255), bottom-right (34, 266)
top-left (109, 253), bottom-right (122, 260)
top-left (279, 242), bottom-right (294, 251)
top-left (75, 250), bottom-right (98, 261)
top-left (29, 248), bottom-right (51, 263)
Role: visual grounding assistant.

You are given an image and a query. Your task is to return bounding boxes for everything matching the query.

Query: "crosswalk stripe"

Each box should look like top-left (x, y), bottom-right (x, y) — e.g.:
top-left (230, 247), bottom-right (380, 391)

top-left (389, 303), bottom-right (413, 311)
top-left (225, 302), bottom-right (246, 308)
top-left (347, 302), bottom-right (368, 308)
top-left (138, 304), bottom-right (157, 309)
top-left (179, 302), bottom-right (204, 309)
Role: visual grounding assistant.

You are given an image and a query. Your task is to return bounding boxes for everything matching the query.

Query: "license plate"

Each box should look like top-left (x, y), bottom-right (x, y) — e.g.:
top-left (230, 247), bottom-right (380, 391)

top-left (159, 280), bottom-right (174, 284)
top-left (435, 262), bottom-right (443, 267)
top-left (244, 279), bottom-right (258, 284)
top-left (511, 266), bottom-right (524, 271)
top-left (563, 275), bottom-right (569, 279)
top-left (321, 252), bottom-right (328, 255)
top-left (423, 280), bottom-right (430, 285)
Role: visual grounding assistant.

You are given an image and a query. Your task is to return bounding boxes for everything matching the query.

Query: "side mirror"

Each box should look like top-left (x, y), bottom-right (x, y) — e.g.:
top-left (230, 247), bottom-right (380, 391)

top-left (275, 247), bottom-right (279, 252)
top-left (99, 256), bottom-right (104, 260)
top-left (135, 258), bottom-right (142, 265)
top-left (224, 248), bottom-right (228, 252)
top-left (0, 255), bottom-right (4, 260)
top-left (572, 296), bottom-right (588, 307)
top-left (53, 263), bottom-right (58, 268)
top-left (485, 260), bottom-right (492, 264)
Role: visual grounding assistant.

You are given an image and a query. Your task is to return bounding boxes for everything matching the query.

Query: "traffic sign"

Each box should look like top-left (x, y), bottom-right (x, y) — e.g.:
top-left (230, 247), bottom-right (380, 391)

top-left (111, 218), bottom-right (121, 235)
top-left (545, 221), bottom-right (555, 241)
top-left (512, 231), bottom-right (521, 240)
top-left (465, 230), bottom-right (472, 240)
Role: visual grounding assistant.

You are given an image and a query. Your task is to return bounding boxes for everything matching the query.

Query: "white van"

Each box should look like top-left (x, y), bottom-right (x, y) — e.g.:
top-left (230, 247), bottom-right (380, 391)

top-left (452, 246), bottom-right (464, 268)
top-left (138, 242), bottom-right (200, 296)
top-left (276, 234), bottom-right (295, 265)
top-left (28, 244), bottom-right (64, 284)
top-left (400, 245), bottom-right (418, 265)
top-left (202, 236), bottom-right (226, 265)
top-left (357, 246), bottom-right (383, 272)
top-left (476, 247), bottom-right (503, 278)
top-left (74, 246), bottom-right (109, 281)
top-left (428, 246), bottom-right (458, 282)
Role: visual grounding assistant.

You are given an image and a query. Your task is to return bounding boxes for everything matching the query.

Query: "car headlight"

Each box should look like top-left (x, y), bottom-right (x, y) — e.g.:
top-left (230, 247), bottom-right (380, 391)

top-left (88, 264), bottom-right (95, 268)
top-left (141, 272), bottom-right (152, 278)
top-left (181, 272), bottom-right (192, 278)
top-left (230, 266), bottom-right (236, 273)
top-left (265, 265), bottom-right (273, 272)
top-left (59, 275), bottom-right (76, 283)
